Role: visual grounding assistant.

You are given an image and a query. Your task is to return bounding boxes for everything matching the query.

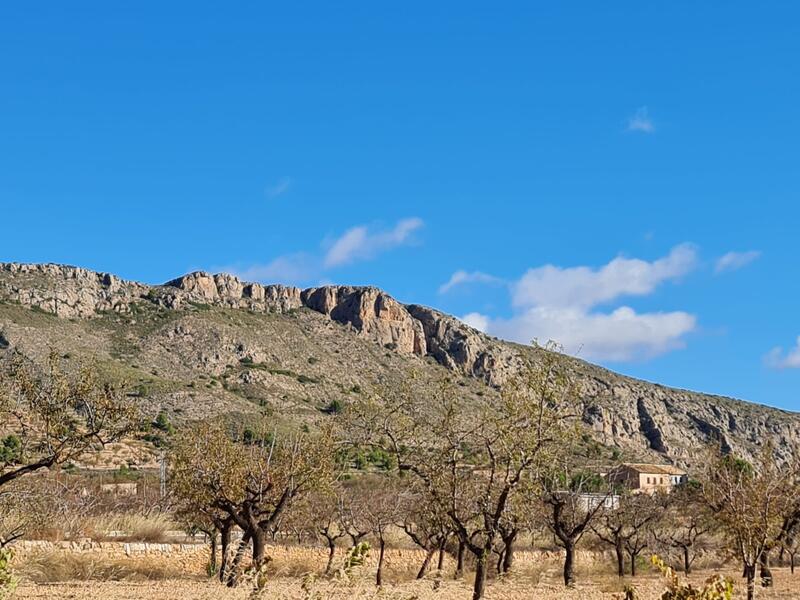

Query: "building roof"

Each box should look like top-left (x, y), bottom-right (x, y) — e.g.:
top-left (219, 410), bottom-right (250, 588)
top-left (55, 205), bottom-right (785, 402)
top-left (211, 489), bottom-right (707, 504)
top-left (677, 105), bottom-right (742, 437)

top-left (619, 463), bottom-right (687, 476)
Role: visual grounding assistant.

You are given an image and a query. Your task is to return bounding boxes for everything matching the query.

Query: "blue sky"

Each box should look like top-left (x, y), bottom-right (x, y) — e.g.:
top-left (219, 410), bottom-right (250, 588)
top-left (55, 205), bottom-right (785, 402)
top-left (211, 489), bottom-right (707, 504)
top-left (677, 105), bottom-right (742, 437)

top-left (2, 2), bottom-right (800, 408)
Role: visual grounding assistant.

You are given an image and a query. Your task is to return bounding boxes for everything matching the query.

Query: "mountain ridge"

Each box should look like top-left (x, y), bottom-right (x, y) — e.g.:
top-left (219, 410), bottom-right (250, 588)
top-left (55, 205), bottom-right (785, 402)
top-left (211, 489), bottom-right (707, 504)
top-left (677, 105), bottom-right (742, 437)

top-left (1, 261), bottom-right (797, 466)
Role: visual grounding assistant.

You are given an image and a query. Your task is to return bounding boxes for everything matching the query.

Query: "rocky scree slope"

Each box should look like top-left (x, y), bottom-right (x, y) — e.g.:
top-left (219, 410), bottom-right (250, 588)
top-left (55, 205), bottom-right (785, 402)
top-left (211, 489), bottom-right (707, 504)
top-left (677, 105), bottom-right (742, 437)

top-left (1, 262), bottom-right (798, 466)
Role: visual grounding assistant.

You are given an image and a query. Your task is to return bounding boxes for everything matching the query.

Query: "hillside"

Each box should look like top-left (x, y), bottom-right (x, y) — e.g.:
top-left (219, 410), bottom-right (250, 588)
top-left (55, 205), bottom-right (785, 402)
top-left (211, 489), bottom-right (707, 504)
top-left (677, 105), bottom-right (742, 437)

top-left (1, 262), bottom-right (798, 467)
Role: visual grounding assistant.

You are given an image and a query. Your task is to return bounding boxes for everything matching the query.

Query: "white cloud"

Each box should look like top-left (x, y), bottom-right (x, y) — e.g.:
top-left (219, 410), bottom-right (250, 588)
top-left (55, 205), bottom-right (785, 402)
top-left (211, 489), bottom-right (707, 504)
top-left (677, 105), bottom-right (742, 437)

top-left (460, 312), bottom-right (490, 333)
top-left (265, 177), bottom-right (292, 198)
top-left (488, 306), bottom-right (696, 362)
top-left (627, 107), bottom-right (655, 133)
top-left (225, 253), bottom-right (317, 285)
top-left (512, 243), bottom-right (697, 310)
top-left (715, 250), bottom-right (761, 274)
top-left (215, 217), bottom-right (424, 285)
top-left (324, 218), bottom-right (423, 268)
top-left (439, 270), bottom-right (503, 294)
top-left (457, 244), bottom-right (699, 362)
top-left (764, 337), bottom-right (800, 369)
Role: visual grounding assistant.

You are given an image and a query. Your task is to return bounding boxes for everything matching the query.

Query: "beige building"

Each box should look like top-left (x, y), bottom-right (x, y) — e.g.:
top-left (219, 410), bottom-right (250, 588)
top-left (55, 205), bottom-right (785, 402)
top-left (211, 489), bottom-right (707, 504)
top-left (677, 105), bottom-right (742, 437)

top-left (606, 463), bottom-right (687, 494)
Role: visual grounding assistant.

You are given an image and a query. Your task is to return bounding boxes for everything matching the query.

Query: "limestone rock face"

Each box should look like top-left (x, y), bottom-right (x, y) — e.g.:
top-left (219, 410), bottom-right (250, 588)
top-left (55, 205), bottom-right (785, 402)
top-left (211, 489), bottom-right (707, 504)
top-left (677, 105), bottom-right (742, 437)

top-left (0, 263), bottom-right (149, 318)
top-left (302, 286), bottom-right (426, 355)
top-left (405, 304), bottom-right (521, 386)
top-left (162, 272), bottom-right (302, 313)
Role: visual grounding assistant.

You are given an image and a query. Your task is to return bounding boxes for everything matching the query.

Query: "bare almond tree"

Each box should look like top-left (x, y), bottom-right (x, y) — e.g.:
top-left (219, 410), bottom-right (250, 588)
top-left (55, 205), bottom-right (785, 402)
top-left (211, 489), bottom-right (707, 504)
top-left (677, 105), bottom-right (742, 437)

top-left (540, 468), bottom-right (613, 587)
top-left (360, 477), bottom-right (408, 586)
top-left (0, 351), bottom-right (137, 488)
top-left (595, 491), bottom-right (663, 577)
top-left (169, 420), bottom-right (336, 584)
top-left (338, 478), bottom-right (373, 548)
top-left (651, 484), bottom-right (711, 575)
top-left (699, 447), bottom-right (797, 600)
top-left (297, 488), bottom-right (347, 575)
top-left (400, 487), bottom-right (453, 579)
top-left (782, 530), bottom-right (800, 574)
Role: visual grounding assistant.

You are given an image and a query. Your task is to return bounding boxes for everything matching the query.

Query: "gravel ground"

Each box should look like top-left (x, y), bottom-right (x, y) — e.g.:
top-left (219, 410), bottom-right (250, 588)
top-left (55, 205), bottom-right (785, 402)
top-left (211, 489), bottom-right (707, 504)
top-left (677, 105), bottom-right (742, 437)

top-left (15, 569), bottom-right (800, 599)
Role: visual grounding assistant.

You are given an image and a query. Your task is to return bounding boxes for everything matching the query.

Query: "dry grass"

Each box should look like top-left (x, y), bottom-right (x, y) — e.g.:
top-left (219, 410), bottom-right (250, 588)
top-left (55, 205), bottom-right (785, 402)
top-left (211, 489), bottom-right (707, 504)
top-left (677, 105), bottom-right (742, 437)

top-left (76, 513), bottom-right (175, 543)
top-left (12, 544), bottom-right (800, 599)
top-left (19, 551), bottom-right (185, 583)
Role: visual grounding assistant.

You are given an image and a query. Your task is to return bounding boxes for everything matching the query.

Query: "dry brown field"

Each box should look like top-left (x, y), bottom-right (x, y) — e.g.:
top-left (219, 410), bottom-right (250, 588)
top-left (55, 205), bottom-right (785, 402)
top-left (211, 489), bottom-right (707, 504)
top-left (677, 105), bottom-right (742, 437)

top-left (11, 544), bottom-right (800, 599)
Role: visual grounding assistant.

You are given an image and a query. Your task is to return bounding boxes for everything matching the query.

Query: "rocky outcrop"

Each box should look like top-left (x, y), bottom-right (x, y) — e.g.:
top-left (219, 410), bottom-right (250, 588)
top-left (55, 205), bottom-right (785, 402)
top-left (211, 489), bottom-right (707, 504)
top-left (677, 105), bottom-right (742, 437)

top-left (406, 304), bottom-right (521, 386)
top-left (0, 265), bottom-right (430, 356)
top-left (0, 263), bottom-right (149, 318)
top-left (302, 286), bottom-right (426, 355)
top-left (162, 272), bottom-right (302, 313)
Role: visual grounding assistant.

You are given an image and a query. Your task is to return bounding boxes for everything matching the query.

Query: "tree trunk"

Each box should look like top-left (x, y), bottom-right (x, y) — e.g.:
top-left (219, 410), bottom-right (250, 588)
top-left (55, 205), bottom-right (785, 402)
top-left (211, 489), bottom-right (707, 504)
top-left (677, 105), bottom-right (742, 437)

top-left (502, 531), bottom-right (516, 573)
top-left (563, 541), bottom-right (576, 587)
top-left (219, 522), bottom-right (232, 583)
top-left (615, 543), bottom-right (624, 577)
top-left (791, 552), bottom-right (795, 574)
top-left (251, 527), bottom-right (268, 571)
top-left (760, 550), bottom-right (773, 587)
top-left (495, 548), bottom-right (505, 574)
top-left (417, 548), bottom-right (434, 579)
top-left (454, 541), bottom-right (465, 580)
top-left (325, 537), bottom-right (336, 575)
top-left (376, 538), bottom-right (386, 586)
top-left (683, 546), bottom-right (691, 575)
top-left (437, 538), bottom-right (446, 571)
top-left (745, 564), bottom-right (756, 600)
top-left (472, 551), bottom-right (489, 600)
top-left (208, 530), bottom-right (218, 575)
top-left (630, 552), bottom-right (637, 577)
top-left (226, 531), bottom-right (252, 587)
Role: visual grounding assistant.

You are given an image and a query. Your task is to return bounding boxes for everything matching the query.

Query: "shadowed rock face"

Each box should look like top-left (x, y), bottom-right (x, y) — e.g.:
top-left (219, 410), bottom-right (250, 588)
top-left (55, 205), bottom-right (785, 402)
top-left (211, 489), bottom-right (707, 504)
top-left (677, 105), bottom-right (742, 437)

top-left (1, 262), bottom-right (799, 465)
top-left (301, 286), bottom-right (427, 356)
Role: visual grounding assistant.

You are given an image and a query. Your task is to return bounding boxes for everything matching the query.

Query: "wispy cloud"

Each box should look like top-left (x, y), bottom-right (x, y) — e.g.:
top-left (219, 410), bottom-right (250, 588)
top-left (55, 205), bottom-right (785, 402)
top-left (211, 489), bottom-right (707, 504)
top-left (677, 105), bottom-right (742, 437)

top-left (324, 218), bottom-right (423, 268)
top-left (216, 217), bottom-right (424, 286)
top-left (439, 270), bottom-right (504, 294)
top-left (265, 177), bottom-right (292, 198)
top-left (627, 107), bottom-right (655, 133)
top-left (455, 244), bottom-right (699, 362)
top-left (764, 337), bottom-right (800, 369)
top-left (715, 250), bottom-right (761, 274)
top-left (226, 253), bottom-right (316, 285)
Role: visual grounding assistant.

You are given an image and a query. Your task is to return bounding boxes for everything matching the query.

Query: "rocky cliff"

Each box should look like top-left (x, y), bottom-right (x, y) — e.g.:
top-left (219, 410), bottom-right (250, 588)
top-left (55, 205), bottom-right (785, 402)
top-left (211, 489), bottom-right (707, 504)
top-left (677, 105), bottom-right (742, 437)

top-left (1, 262), bottom-right (798, 466)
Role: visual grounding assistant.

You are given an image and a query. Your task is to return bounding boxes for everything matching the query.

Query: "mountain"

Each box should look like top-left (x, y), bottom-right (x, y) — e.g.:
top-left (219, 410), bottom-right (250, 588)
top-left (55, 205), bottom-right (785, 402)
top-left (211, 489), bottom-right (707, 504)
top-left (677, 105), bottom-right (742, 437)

top-left (1, 262), bottom-right (798, 467)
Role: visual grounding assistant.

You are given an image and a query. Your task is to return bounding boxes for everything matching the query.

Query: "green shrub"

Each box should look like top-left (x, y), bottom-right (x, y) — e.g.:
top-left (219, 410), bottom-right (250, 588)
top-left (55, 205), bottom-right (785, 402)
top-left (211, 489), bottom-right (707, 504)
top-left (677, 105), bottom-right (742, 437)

top-left (366, 448), bottom-right (394, 471)
top-left (0, 435), bottom-right (21, 465)
top-left (322, 399), bottom-right (343, 415)
top-left (153, 410), bottom-right (175, 434)
top-left (643, 556), bottom-right (734, 600)
top-left (142, 433), bottom-right (165, 447)
top-left (0, 547), bottom-right (17, 598)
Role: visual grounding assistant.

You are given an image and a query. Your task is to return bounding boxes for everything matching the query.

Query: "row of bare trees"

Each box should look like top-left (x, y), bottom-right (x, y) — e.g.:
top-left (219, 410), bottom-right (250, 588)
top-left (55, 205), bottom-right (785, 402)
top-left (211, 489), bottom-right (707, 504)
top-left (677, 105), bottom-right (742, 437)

top-left (167, 345), bottom-right (800, 600)
top-left (3, 347), bottom-right (800, 600)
